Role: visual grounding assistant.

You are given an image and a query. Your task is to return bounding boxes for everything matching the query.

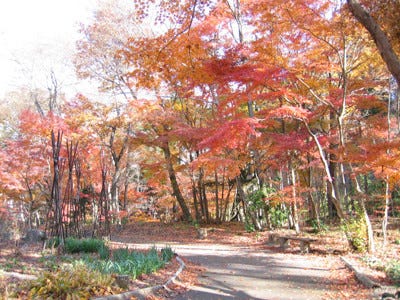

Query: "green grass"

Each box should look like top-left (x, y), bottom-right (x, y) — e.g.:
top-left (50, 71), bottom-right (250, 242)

top-left (82, 246), bottom-right (174, 279)
top-left (64, 237), bottom-right (106, 253)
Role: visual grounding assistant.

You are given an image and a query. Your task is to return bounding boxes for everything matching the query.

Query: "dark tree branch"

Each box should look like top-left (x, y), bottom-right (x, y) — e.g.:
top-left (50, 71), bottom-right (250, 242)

top-left (347, 0), bottom-right (400, 85)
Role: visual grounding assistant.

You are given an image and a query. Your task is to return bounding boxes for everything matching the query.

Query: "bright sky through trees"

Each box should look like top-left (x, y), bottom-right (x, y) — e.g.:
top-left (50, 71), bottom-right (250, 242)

top-left (0, 0), bottom-right (97, 97)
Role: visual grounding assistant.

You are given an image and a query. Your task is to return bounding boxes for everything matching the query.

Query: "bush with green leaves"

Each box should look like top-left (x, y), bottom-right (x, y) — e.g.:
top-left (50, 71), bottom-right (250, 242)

top-left (64, 237), bottom-right (106, 254)
top-left (83, 246), bottom-right (174, 280)
top-left (161, 246), bottom-right (174, 262)
top-left (270, 206), bottom-right (287, 228)
top-left (386, 260), bottom-right (400, 284)
top-left (248, 189), bottom-right (268, 211)
top-left (46, 236), bottom-right (60, 248)
top-left (244, 220), bottom-right (255, 232)
top-left (341, 216), bottom-right (367, 252)
top-left (45, 237), bottom-right (106, 254)
top-left (98, 243), bottom-right (111, 260)
top-left (362, 257), bottom-right (400, 285)
top-left (309, 219), bottom-right (328, 233)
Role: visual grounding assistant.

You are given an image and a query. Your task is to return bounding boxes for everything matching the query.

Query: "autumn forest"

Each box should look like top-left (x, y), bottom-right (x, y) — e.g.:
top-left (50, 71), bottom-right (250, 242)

top-left (1, 0), bottom-right (400, 257)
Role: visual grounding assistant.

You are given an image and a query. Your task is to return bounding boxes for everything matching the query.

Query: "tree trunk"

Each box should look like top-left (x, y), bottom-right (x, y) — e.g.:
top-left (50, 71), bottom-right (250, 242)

top-left (290, 166), bottom-right (300, 234)
top-left (215, 171), bottom-right (220, 222)
top-left (197, 168), bottom-right (210, 223)
top-left (189, 153), bottom-right (201, 222)
top-left (327, 157), bottom-right (338, 219)
top-left (162, 142), bottom-right (192, 222)
top-left (304, 155), bottom-right (321, 228)
top-left (50, 130), bottom-right (65, 248)
top-left (347, 0), bottom-right (400, 86)
top-left (236, 177), bottom-right (262, 231)
top-left (350, 165), bottom-right (375, 253)
top-left (222, 179), bottom-right (234, 222)
top-left (191, 179), bottom-right (201, 222)
top-left (304, 122), bottom-right (346, 219)
top-left (382, 178), bottom-right (390, 247)
top-left (110, 170), bottom-right (121, 224)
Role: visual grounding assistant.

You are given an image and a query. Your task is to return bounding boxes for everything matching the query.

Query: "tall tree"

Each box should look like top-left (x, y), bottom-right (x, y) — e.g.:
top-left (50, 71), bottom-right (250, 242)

top-left (347, 0), bottom-right (400, 85)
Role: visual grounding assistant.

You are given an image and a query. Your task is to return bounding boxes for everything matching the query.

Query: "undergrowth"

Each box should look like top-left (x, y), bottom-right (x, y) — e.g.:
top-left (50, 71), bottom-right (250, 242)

top-left (21, 238), bottom-right (175, 299)
top-left (25, 262), bottom-right (116, 299)
top-left (387, 260), bottom-right (400, 285)
top-left (362, 256), bottom-right (400, 286)
top-left (47, 237), bottom-right (106, 254)
top-left (83, 246), bottom-right (174, 279)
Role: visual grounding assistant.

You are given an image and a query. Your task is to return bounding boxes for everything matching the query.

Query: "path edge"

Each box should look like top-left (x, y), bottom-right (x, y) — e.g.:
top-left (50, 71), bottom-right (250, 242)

top-left (340, 256), bottom-right (381, 289)
top-left (92, 255), bottom-right (186, 300)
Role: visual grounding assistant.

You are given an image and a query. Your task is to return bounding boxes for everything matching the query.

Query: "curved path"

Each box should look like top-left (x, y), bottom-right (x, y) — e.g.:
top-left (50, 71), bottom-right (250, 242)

top-left (113, 241), bottom-right (337, 300)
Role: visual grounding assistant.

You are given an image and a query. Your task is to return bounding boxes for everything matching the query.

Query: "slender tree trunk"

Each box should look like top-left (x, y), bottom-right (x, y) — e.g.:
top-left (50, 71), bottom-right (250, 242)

top-left (191, 178), bottom-right (201, 222)
top-left (304, 121), bottom-right (346, 219)
top-left (350, 165), bottom-right (375, 253)
top-left (305, 157), bottom-right (320, 228)
top-left (237, 177), bottom-right (262, 230)
top-left (162, 142), bottom-right (192, 222)
top-left (215, 171), bottom-right (220, 222)
top-left (122, 177), bottom-right (129, 211)
top-left (189, 153), bottom-right (201, 222)
top-left (197, 168), bottom-right (210, 223)
top-left (290, 165), bottom-right (300, 234)
top-left (50, 130), bottom-right (65, 248)
top-left (197, 174), bottom-right (205, 222)
top-left (327, 156), bottom-right (338, 219)
top-left (383, 178), bottom-right (390, 247)
top-left (360, 197), bottom-right (375, 253)
top-left (382, 78), bottom-right (393, 247)
top-left (223, 180), bottom-right (234, 222)
top-left (110, 169), bottom-right (121, 224)
top-left (201, 179), bottom-right (210, 223)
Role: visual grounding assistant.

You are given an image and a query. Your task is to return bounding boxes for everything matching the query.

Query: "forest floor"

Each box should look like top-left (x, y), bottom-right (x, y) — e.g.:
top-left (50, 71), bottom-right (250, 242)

top-left (0, 218), bottom-right (399, 299)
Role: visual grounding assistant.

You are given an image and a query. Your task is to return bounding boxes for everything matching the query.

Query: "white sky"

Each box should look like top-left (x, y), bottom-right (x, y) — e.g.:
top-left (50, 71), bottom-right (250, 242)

top-left (0, 0), bottom-right (98, 98)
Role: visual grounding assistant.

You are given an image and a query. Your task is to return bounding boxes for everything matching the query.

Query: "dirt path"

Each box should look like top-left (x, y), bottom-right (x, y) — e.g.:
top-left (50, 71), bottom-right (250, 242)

top-left (173, 244), bottom-right (335, 300)
top-left (110, 222), bottom-right (379, 299)
top-left (111, 241), bottom-right (343, 300)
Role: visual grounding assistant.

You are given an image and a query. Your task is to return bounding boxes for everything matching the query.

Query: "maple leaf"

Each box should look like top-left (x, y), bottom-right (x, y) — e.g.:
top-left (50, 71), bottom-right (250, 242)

top-left (198, 118), bottom-right (261, 153)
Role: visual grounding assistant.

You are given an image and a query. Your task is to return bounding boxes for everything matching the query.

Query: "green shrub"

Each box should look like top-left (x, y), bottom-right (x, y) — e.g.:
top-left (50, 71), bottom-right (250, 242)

top-left (244, 221), bottom-right (255, 233)
top-left (341, 216), bottom-right (367, 252)
top-left (98, 244), bottom-right (110, 260)
top-left (64, 237), bottom-right (105, 254)
top-left (386, 260), bottom-right (400, 284)
top-left (84, 246), bottom-right (171, 280)
top-left (113, 247), bottom-right (131, 262)
top-left (310, 219), bottom-right (328, 233)
top-left (46, 236), bottom-right (60, 248)
top-left (270, 206), bottom-right (287, 228)
top-left (161, 246), bottom-right (174, 262)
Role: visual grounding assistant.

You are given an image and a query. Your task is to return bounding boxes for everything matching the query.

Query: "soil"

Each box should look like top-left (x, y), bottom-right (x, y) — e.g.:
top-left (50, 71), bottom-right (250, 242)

top-left (0, 219), bottom-right (399, 299)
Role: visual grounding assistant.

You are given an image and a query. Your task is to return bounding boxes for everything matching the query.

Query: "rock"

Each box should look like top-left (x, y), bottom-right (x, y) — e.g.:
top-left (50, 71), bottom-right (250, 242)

top-left (115, 275), bottom-right (130, 289)
top-left (197, 228), bottom-right (208, 239)
top-left (381, 291), bottom-right (400, 300)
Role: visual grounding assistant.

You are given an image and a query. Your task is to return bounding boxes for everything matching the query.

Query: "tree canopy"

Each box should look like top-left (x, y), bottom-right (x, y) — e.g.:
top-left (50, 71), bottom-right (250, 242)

top-left (0, 0), bottom-right (399, 253)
